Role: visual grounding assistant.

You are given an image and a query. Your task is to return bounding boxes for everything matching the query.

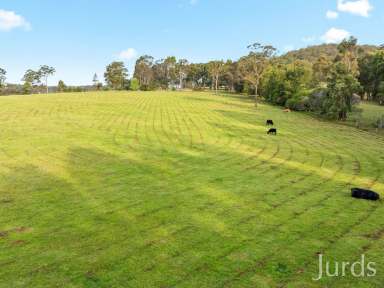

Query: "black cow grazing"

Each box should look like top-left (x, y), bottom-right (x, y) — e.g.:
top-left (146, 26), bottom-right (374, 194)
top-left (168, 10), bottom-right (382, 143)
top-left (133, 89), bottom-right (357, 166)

top-left (266, 120), bottom-right (274, 126)
top-left (351, 188), bottom-right (380, 201)
top-left (267, 128), bottom-right (277, 135)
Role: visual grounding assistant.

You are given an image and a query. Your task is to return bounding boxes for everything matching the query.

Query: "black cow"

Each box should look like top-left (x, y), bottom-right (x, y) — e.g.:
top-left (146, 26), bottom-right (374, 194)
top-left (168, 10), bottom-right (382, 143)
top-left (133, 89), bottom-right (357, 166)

top-left (266, 120), bottom-right (274, 126)
top-left (351, 188), bottom-right (380, 201)
top-left (267, 128), bottom-right (277, 135)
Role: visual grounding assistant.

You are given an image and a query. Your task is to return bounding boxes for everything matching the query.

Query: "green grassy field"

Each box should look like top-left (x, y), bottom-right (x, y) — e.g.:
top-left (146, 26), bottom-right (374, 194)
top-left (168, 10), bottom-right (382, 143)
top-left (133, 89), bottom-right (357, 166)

top-left (0, 91), bottom-right (383, 288)
top-left (347, 102), bottom-right (384, 135)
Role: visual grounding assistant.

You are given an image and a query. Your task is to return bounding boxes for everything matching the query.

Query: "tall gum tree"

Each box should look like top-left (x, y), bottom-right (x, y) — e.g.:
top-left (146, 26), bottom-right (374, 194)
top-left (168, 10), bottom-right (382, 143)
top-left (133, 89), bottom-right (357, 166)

top-left (239, 43), bottom-right (276, 107)
top-left (39, 65), bottom-right (56, 94)
top-left (0, 68), bottom-right (6, 90)
top-left (104, 62), bottom-right (128, 90)
top-left (208, 60), bottom-right (225, 94)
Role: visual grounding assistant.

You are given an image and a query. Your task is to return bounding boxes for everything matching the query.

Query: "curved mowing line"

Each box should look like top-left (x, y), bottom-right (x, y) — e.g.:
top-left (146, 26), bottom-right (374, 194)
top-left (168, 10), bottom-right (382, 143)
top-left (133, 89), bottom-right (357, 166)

top-left (164, 134), bottom-right (357, 287)
top-left (1, 92), bottom-right (383, 288)
top-left (216, 139), bottom-right (382, 288)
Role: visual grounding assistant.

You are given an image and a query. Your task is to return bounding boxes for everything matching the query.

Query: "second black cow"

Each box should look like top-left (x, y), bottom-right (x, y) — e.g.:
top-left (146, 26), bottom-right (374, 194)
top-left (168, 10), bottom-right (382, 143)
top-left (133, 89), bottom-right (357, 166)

top-left (267, 128), bottom-right (277, 135)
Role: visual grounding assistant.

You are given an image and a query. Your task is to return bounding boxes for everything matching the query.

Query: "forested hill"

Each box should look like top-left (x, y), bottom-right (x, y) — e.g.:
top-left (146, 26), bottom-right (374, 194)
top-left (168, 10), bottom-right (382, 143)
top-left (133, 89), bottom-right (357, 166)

top-left (281, 44), bottom-right (378, 63)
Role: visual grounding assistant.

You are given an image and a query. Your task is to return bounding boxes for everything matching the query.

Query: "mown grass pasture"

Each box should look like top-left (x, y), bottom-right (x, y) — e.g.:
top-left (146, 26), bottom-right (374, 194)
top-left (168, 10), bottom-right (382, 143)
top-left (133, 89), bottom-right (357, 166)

top-left (348, 102), bottom-right (384, 135)
top-left (0, 91), bottom-right (383, 287)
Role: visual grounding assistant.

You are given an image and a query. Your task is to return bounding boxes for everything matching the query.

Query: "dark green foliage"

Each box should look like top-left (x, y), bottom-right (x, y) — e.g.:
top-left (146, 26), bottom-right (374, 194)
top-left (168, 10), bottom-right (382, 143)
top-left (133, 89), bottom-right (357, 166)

top-left (129, 78), bottom-right (140, 91)
top-left (261, 60), bottom-right (312, 109)
top-left (260, 38), bottom-right (376, 119)
top-left (323, 63), bottom-right (362, 120)
top-left (359, 50), bottom-right (384, 103)
top-left (22, 69), bottom-right (41, 85)
top-left (57, 80), bottom-right (66, 92)
top-left (377, 81), bottom-right (384, 105)
top-left (22, 81), bottom-right (32, 94)
top-left (22, 69), bottom-right (41, 94)
top-left (20, 66), bottom-right (55, 95)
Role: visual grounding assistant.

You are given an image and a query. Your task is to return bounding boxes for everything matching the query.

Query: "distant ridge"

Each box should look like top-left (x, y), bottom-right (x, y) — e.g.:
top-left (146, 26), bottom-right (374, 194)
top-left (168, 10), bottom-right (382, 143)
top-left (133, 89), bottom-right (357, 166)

top-left (280, 44), bottom-right (379, 63)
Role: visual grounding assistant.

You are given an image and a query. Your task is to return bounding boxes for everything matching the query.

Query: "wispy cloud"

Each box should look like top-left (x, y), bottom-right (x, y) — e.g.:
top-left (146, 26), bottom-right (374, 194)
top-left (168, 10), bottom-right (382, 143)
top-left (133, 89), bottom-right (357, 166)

top-left (0, 9), bottom-right (31, 31)
top-left (326, 10), bottom-right (339, 19)
top-left (118, 48), bottom-right (137, 60)
top-left (190, 0), bottom-right (198, 5)
top-left (337, 0), bottom-right (373, 17)
top-left (321, 27), bottom-right (350, 43)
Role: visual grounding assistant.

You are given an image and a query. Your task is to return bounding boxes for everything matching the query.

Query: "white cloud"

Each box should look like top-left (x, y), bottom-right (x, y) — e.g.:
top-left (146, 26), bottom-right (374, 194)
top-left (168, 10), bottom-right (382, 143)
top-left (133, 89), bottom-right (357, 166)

top-left (326, 10), bottom-right (339, 19)
top-left (119, 48), bottom-right (137, 60)
top-left (190, 0), bottom-right (198, 5)
top-left (321, 27), bottom-right (350, 44)
top-left (337, 0), bottom-right (373, 17)
top-left (0, 9), bottom-right (31, 31)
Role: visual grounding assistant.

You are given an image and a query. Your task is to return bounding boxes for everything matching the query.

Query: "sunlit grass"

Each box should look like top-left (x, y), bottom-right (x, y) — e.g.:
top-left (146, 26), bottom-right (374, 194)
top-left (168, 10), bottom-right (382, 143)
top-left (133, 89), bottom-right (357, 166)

top-left (348, 101), bottom-right (384, 135)
top-left (0, 91), bottom-right (383, 287)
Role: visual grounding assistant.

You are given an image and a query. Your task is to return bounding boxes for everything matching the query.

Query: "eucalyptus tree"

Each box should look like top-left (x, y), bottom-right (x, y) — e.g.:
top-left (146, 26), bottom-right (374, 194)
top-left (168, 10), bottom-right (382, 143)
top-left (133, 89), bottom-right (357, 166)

top-left (223, 60), bottom-right (239, 92)
top-left (186, 63), bottom-right (210, 89)
top-left (176, 59), bottom-right (188, 89)
top-left (0, 68), bottom-right (6, 89)
top-left (157, 56), bottom-right (177, 88)
top-left (208, 60), bottom-right (225, 94)
top-left (359, 50), bottom-right (384, 102)
top-left (152, 57), bottom-right (176, 89)
top-left (133, 55), bottom-right (154, 89)
top-left (39, 65), bottom-right (56, 94)
top-left (22, 69), bottom-right (41, 94)
top-left (336, 36), bottom-right (360, 77)
top-left (57, 80), bottom-right (66, 92)
top-left (104, 61), bottom-right (128, 90)
top-left (324, 62), bottom-right (361, 120)
top-left (239, 43), bottom-right (276, 106)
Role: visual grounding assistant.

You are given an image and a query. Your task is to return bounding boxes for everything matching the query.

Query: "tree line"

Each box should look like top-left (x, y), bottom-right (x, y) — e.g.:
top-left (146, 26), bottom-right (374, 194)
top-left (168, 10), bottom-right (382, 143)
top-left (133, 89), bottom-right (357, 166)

top-left (1, 37), bottom-right (383, 121)
top-left (0, 65), bottom-right (56, 95)
top-left (101, 37), bottom-right (383, 120)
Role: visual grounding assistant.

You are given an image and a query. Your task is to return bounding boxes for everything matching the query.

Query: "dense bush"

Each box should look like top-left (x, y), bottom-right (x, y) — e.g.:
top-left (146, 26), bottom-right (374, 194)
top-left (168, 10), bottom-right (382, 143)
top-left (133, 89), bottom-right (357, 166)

top-left (129, 78), bottom-right (140, 91)
top-left (261, 60), bottom-right (313, 110)
top-left (286, 95), bottom-right (308, 111)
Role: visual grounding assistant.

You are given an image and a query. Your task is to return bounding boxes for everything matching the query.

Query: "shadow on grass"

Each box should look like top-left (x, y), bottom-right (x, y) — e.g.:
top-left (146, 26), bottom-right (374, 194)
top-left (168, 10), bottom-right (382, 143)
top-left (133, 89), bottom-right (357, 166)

top-left (1, 144), bottom-right (383, 287)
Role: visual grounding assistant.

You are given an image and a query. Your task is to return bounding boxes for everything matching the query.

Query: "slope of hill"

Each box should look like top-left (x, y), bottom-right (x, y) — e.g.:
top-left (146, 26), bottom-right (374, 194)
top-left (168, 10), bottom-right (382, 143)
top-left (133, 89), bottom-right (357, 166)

top-left (281, 44), bottom-right (378, 63)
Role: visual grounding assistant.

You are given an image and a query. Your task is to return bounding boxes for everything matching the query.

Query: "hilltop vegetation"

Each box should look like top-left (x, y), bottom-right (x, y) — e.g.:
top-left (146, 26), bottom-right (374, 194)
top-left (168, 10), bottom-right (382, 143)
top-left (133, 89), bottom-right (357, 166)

top-left (282, 43), bottom-right (378, 63)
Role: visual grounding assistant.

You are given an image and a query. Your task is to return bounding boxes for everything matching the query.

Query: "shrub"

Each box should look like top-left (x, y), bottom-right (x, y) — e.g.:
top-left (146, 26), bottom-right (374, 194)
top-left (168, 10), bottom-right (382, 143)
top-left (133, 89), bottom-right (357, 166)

top-left (286, 97), bottom-right (306, 111)
top-left (307, 89), bottom-right (328, 112)
top-left (129, 78), bottom-right (140, 91)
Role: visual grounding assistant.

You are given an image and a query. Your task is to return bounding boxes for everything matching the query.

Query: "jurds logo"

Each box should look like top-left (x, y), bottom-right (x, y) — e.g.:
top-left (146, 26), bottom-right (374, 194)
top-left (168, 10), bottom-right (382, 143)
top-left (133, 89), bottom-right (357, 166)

top-left (313, 254), bottom-right (377, 281)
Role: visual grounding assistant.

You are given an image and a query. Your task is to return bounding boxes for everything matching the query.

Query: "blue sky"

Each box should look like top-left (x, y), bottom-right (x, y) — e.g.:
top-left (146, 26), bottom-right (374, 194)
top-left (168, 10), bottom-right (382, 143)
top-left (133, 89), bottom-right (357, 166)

top-left (1, 0), bottom-right (383, 85)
